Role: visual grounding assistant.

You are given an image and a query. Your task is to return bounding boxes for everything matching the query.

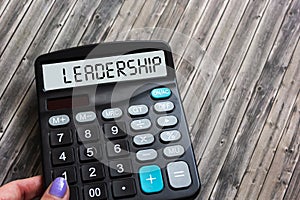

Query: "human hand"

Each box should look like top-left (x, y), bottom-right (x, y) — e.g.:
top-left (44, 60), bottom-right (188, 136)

top-left (0, 176), bottom-right (69, 200)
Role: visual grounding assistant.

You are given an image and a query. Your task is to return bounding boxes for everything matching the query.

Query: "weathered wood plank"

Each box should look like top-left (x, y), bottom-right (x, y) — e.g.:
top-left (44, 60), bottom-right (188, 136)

top-left (236, 34), bottom-right (300, 200)
top-left (210, 1), bottom-right (300, 197)
top-left (258, 93), bottom-right (300, 200)
top-left (0, 82), bottom-right (38, 184)
top-left (188, 0), bottom-right (269, 159)
top-left (106, 0), bottom-right (146, 41)
top-left (169, 0), bottom-right (209, 66)
top-left (179, 0), bottom-right (252, 139)
top-left (0, 0), bottom-right (78, 183)
top-left (79, 0), bottom-right (123, 45)
top-left (173, 0), bottom-right (231, 105)
top-left (2, 124), bottom-right (41, 185)
top-left (0, 0), bottom-right (10, 20)
top-left (150, 0), bottom-right (189, 41)
top-left (284, 155), bottom-right (300, 200)
top-left (0, 0), bottom-right (33, 56)
top-left (52, 0), bottom-right (103, 51)
top-left (175, 0), bottom-right (233, 94)
top-left (0, 0), bottom-right (56, 98)
top-left (196, 0), bottom-right (293, 199)
top-left (126, 0), bottom-right (170, 40)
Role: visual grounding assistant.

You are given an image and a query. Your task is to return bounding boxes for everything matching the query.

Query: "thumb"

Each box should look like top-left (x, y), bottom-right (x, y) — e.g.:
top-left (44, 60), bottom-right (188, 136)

top-left (41, 177), bottom-right (70, 200)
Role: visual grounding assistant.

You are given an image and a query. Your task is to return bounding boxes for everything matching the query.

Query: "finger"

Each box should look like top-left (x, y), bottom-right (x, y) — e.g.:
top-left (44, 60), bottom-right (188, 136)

top-left (41, 177), bottom-right (69, 200)
top-left (0, 175), bottom-right (43, 200)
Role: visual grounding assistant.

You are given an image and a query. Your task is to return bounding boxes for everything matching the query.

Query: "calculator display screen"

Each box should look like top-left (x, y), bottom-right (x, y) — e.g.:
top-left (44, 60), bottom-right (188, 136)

top-left (42, 50), bottom-right (167, 91)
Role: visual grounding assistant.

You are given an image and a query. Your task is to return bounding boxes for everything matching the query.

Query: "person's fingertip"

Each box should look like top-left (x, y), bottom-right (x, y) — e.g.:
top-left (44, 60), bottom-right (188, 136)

top-left (49, 177), bottom-right (68, 198)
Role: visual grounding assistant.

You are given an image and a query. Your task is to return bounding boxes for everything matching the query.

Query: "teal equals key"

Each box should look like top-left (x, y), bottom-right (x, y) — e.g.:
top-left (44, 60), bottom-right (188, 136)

top-left (139, 165), bottom-right (164, 193)
top-left (151, 87), bottom-right (171, 99)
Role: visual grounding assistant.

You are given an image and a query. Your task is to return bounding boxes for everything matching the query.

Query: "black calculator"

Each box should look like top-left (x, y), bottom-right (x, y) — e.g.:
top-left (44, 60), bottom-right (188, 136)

top-left (35, 41), bottom-right (200, 200)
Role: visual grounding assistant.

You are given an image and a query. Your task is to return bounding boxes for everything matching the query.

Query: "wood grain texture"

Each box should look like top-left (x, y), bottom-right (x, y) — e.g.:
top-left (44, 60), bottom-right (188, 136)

top-left (0, 0), bottom-right (299, 199)
top-left (52, 0), bottom-right (103, 51)
top-left (79, 0), bottom-right (123, 45)
top-left (169, 0), bottom-right (209, 66)
top-left (211, 0), bottom-right (300, 197)
top-left (284, 153), bottom-right (300, 200)
top-left (236, 9), bottom-right (300, 200)
top-left (197, 0), bottom-right (293, 199)
top-left (106, 0), bottom-right (146, 41)
top-left (151, 0), bottom-right (189, 41)
top-left (189, 0), bottom-right (270, 162)
top-left (126, 0), bottom-right (169, 40)
top-left (181, 0), bottom-right (250, 127)
top-left (0, 0), bottom-right (10, 18)
top-left (175, 0), bottom-right (230, 93)
top-left (0, 0), bottom-right (56, 97)
top-left (0, 0), bottom-right (33, 56)
top-left (258, 93), bottom-right (300, 200)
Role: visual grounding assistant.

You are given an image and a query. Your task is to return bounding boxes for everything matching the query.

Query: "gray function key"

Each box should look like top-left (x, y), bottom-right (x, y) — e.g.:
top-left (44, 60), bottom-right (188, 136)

top-left (128, 105), bottom-right (148, 116)
top-left (160, 130), bottom-right (181, 142)
top-left (157, 115), bottom-right (178, 128)
top-left (163, 145), bottom-right (185, 158)
top-left (167, 161), bottom-right (192, 189)
top-left (133, 134), bottom-right (154, 146)
top-left (154, 101), bottom-right (174, 113)
top-left (75, 111), bottom-right (96, 123)
top-left (136, 149), bottom-right (157, 162)
top-left (49, 115), bottom-right (70, 127)
top-left (130, 119), bottom-right (151, 131)
top-left (102, 108), bottom-right (123, 119)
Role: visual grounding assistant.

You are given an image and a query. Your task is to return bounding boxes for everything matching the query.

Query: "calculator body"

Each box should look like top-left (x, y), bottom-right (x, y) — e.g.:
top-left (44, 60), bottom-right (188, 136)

top-left (35, 41), bottom-right (200, 200)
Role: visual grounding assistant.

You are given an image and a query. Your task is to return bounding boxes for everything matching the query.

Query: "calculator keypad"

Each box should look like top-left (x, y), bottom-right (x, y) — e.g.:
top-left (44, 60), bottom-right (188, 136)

top-left (46, 87), bottom-right (196, 199)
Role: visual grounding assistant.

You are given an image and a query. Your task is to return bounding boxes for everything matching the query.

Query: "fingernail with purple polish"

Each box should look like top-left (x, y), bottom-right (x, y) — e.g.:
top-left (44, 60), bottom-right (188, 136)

top-left (49, 177), bottom-right (67, 198)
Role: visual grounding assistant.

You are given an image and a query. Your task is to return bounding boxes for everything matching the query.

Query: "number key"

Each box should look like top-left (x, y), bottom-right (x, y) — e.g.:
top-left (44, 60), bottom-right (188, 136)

top-left (52, 148), bottom-right (75, 166)
top-left (83, 183), bottom-right (107, 200)
top-left (81, 163), bottom-right (105, 182)
top-left (79, 144), bottom-right (101, 162)
top-left (50, 129), bottom-right (72, 146)
top-left (77, 125), bottom-right (99, 143)
top-left (52, 166), bottom-right (77, 184)
top-left (107, 140), bottom-right (129, 158)
top-left (109, 159), bottom-right (133, 178)
top-left (104, 122), bottom-right (126, 139)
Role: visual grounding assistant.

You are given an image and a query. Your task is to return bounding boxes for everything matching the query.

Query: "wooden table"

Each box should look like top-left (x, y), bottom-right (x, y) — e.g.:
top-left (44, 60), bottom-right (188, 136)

top-left (0, 0), bottom-right (299, 199)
